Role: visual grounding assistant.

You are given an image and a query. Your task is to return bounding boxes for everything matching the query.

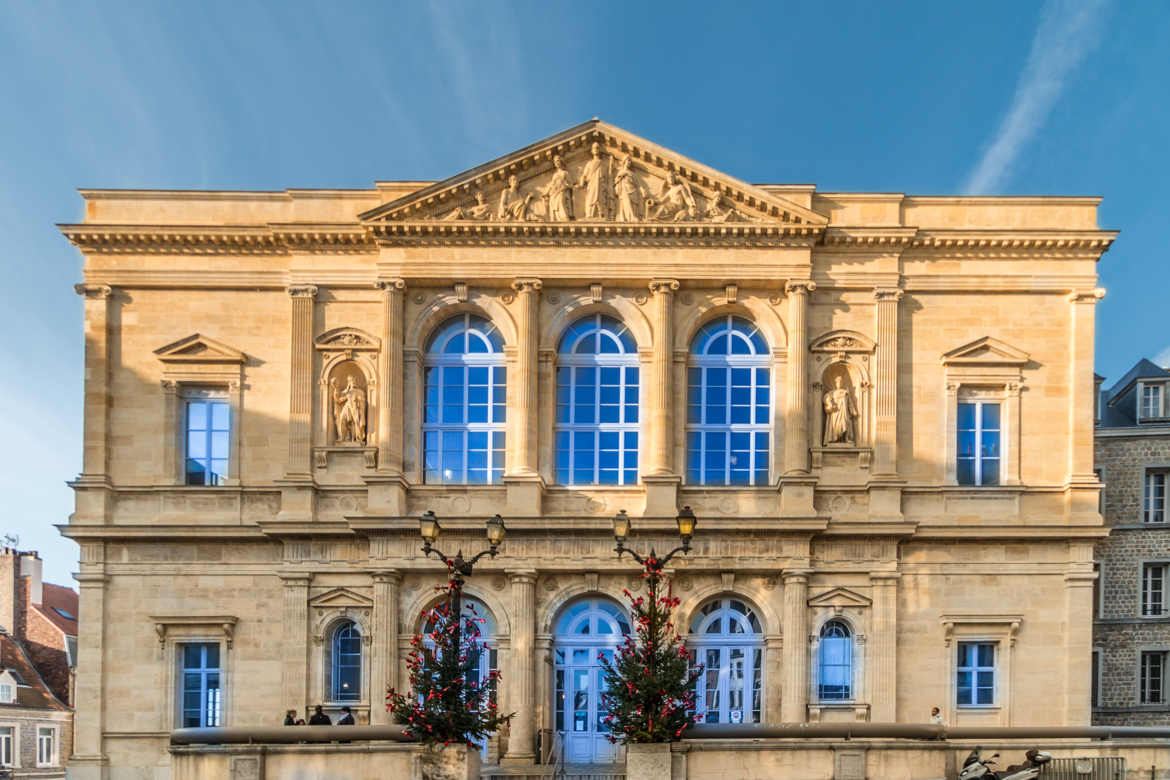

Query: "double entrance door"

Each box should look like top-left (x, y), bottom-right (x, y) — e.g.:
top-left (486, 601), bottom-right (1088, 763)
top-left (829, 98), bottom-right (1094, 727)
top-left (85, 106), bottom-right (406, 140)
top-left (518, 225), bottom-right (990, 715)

top-left (555, 645), bottom-right (623, 765)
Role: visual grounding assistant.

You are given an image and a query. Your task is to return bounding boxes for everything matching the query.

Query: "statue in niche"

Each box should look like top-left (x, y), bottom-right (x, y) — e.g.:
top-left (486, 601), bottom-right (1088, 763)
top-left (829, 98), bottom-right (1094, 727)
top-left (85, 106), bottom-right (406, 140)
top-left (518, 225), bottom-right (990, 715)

top-left (497, 175), bottom-right (535, 221)
top-left (613, 156), bottom-right (646, 222)
top-left (331, 375), bottom-right (367, 445)
top-left (443, 191), bottom-right (492, 221)
top-left (581, 142), bottom-right (611, 219)
top-left (541, 154), bottom-right (575, 221)
top-left (651, 171), bottom-right (698, 221)
top-left (822, 375), bottom-right (858, 446)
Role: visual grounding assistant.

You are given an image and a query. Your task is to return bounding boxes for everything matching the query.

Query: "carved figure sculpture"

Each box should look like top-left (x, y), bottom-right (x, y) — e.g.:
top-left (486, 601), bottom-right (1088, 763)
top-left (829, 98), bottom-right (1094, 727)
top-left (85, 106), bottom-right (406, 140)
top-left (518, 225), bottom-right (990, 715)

top-left (581, 142), bottom-right (611, 219)
top-left (542, 155), bottom-right (575, 221)
top-left (651, 171), bottom-right (698, 221)
top-left (331, 376), bottom-right (367, 444)
top-left (613, 156), bottom-right (645, 222)
top-left (497, 175), bottom-right (534, 221)
top-left (822, 375), bottom-right (858, 446)
top-left (443, 191), bottom-right (492, 221)
top-left (705, 189), bottom-right (753, 222)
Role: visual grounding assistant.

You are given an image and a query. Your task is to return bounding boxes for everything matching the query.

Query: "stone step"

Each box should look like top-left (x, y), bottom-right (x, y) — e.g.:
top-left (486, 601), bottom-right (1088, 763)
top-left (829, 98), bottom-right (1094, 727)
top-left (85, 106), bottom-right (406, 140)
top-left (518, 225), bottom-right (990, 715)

top-left (482, 763), bottom-right (626, 780)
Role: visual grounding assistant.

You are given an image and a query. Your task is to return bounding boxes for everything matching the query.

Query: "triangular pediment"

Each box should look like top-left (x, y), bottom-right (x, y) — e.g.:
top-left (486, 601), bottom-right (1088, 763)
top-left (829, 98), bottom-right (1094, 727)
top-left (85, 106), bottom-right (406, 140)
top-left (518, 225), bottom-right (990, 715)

top-left (154, 333), bottom-right (246, 364)
top-left (359, 119), bottom-right (828, 237)
top-left (941, 336), bottom-right (1030, 366)
top-left (309, 587), bottom-right (374, 609)
top-left (807, 587), bottom-right (872, 609)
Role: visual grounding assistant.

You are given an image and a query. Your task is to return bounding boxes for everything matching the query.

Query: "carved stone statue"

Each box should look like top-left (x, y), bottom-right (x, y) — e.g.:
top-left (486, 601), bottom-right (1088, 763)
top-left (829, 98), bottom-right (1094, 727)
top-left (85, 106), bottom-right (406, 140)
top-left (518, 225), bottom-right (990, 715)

top-left (822, 375), bottom-right (858, 446)
top-left (651, 171), bottom-right (698, 221)
top-left (331, 375), bottom-right (367, 445)
top-left (542, 155), bottom-right (575, 221)
top-left (613, 156), bottom-right (645, 222)
top-left (443, 191), bottom-right (492, 221)
top-left (497, 175), bottom-right (535, 221)
top-left (581, 142), bottom-right (611, 219)
top-left (705, 189), bottom-right (753, 222)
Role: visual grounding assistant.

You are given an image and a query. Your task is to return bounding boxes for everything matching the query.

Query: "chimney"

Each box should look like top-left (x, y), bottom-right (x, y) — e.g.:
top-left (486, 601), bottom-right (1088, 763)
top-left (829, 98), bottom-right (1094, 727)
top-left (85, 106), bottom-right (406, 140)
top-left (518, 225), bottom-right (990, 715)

top-left (20, 552), bottom-right (42, 607)
top-left (0, 549), bottom-right (17, 636)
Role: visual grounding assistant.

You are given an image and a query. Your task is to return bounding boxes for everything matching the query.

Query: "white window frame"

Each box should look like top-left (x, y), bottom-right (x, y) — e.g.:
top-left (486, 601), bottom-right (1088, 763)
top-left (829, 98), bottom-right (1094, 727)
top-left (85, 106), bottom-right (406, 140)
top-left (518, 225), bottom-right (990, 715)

top-left (157, 341), bottom-right (244, 486)
top-left (941, 615), bottom-right (1019, 725)
top-left (1140, 650), bottom-right (1168, 705)
top-left (0, 723), bottom-right (16, 768)
top-left (955, 641), bottom-right (997, 708)
top-left (36, 725), bottom-right (58, 768)
top-left (182, 389), bottom-right (232, 486)
top-left (956, 399), bottom-right (1002, 487)
top-left (1145, 470), bottom-right (1167, 524)
top-left (813, 619), bottom-right (856, 705)
top-left (0, 684), bottom-right (11, 704)
top-left (1142, 562), bottom-right (1169, 618)
top-left (1139, 381), bottom-right (1168, 421)
top-left (943, 382), bottom-right (1021, 487)
top-left (687, 598), bottom-right (765, 725)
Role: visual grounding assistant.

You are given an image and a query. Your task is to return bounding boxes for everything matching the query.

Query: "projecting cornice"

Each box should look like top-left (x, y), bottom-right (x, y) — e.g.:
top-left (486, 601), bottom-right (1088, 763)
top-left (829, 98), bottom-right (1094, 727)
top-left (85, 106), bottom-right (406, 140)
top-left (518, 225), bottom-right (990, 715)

top-left (905, 229), bottom-right (1117, 256)
top-left (58, 223), bottom-right (374, 254)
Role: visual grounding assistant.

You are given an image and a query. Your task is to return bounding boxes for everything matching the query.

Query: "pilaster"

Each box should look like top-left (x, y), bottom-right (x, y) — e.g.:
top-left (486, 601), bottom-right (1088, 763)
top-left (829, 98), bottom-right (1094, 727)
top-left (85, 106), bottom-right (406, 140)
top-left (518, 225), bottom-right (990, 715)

top-left (506, 280), bottom-right (544, 516)
top-left (75, 284), bottom-right (114, 482)
top-left (869, 572), bottom-right (899, 722)
top-left (72, 567), bottom-right (108, 767)
top-left (781, 570), bottom-right (810, 723)
top-left (781, 281), bottom-right (816, 516)
top-left (285, 285), bottom-right (318, 480)
top-left (280, 572), bottom-right (313, 715)
top-left (872, 287), bottom-right (903, 477)
top-left (1068, 289), bottom-right (1105, 484)
top-left (502, 570), bottom-right (537, 764)
top-left (367, 279), bottom-right (408, 516)
top-left (643, 280), bottom-right (681, 516)
top-left (370, 570), bottom-right (402, 725)
top-left (1065, 541), bottom-right (1096, 725)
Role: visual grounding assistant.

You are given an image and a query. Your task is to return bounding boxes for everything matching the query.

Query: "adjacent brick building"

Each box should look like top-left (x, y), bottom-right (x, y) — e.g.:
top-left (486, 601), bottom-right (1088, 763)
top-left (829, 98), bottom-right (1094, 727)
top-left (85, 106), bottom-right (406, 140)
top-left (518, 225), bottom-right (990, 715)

top-left (1094, 359), bottom-right (1170, 724)
top-left (0, 549), bottom-right (77, 776)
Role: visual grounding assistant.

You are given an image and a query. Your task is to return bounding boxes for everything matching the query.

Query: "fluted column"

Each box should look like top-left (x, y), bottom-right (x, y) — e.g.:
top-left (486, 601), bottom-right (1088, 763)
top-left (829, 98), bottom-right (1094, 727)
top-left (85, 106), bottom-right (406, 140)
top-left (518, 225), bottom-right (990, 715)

top-left (646, 280), bottom-right (679, 477)
top-left (873, 288), bottom-right (903, 476)
top-left (286, 285), bottom-right (318, 479)
top-left (72, 570), bottom-right (108, 763)
top-left (510, 279), bottom-right (542, 477)
top-left (870, 573), bottom-right (899, 722)
top-left (502, 570), bottom-right (537, 764)
top-left (74, 283), bottom-right (114, 483)
top-left (280, 573), bottom-right (312, 715)
top-left (783, 281), bottom-right (815, 475)
top-left (781, 570), bottom-right (810, 722)
top-left (370, 570), bottom-right (402, 724)
top-left (375, 279), bottom-right (406, 475)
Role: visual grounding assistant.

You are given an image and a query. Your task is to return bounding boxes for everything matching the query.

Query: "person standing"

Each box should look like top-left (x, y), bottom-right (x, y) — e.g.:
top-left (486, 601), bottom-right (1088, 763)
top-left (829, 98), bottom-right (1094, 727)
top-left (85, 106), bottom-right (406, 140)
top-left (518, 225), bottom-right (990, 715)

top-left (337, 706), bottom-right (355, 725)
top-left (283, 709), bottom-right (297, 726)
top-left (929, 706), bottom-right (945, 726)
top-left (308, 704), bottom-right (331, 725)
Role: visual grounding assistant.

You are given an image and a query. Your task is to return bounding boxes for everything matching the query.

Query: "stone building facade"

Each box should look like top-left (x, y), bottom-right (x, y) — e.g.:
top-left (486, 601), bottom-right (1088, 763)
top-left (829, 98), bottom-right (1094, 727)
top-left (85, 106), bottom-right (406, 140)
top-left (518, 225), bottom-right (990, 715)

top-left (59, 120), bottom-right (1114, 779)
top-left (1094, 360), bottom-right (1170, 725)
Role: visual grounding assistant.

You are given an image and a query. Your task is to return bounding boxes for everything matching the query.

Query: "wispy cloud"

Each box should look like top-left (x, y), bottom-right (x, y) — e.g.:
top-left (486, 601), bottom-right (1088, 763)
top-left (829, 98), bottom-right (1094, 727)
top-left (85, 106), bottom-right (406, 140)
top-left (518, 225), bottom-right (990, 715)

top-left (1153, 345), bottom-right (1170, 370)
top-left (964, 0), bottom-right (1110, 194)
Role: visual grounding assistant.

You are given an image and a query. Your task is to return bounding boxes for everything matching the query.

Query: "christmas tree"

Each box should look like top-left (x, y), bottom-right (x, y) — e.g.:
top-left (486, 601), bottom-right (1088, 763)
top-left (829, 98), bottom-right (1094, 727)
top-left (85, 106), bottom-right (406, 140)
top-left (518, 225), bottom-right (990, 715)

top-left (599, 556), bottom-right (702, 743)
top-left (386, 573), bottom-right (513, 746)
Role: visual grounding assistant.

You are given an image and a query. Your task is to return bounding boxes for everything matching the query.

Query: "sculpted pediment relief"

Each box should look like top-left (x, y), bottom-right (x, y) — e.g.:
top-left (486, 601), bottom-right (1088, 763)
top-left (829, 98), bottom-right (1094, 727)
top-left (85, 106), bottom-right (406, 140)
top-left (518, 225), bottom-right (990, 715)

top-left (941, 336), bottom-right (1030, 366)
top-left (359, 119), bottom-right (827, 237)
top-left (807, 587), bottom-right (872, 609)
top-left (810, 330), bottom-right (875, 355)
top-left (314, 327), bottom-right (380, 352)
top-left (308, 587), bottom-right (374, 609)
top-left (154, 333), bottom-right (246, 364)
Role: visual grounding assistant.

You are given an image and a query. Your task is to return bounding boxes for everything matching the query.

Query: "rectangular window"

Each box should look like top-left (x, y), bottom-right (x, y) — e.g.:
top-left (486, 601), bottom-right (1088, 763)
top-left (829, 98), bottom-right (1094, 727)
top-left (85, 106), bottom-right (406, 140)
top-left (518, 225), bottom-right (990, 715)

top-left (1091, 649), bottom-right (1100, 708)
top-left (956, 642), bottom-right (996, 706)
top-left (36, 727), bottom-right (55, 767)
top-left (1145, 471), bottom-right (1167, 523)
top-left (180, 642), bottom-right (222, 728)
top-left (0, 727), bottom-right (12, 767)
top-left (1142, 384), bottom-right (1164, 419)
top-left (185, 396), bottom-right (230, 486)
top-left (1141, 651), bottom-right (1167, 704)
top-left (1094, 467), bottom-right (1105, 514)
top-left (957, 402), bottom-right (1000, 486)
top-left (0, 684), bottom-right (11, 703)
top-left (1093, 562), bottom-right (1103, 619)
top-left (1143, 564), bottom-right (1168, 617)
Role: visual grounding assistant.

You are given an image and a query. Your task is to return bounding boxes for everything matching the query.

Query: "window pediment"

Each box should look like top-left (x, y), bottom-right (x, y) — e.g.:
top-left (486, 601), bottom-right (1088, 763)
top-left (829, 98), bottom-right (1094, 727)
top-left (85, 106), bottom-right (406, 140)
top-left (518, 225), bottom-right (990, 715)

top-left (314, 327), bottom-right (380, 352)
top-left (309, 587), bottom-right (374, 610)
top-left (941, 337), bottom-right (1029, 367)
top-left (808, 587), bottom-right (872, 609)
top-left (810, 330), bottom-right (875, 356)
top-left (154, 333), bottom-right (246, 365)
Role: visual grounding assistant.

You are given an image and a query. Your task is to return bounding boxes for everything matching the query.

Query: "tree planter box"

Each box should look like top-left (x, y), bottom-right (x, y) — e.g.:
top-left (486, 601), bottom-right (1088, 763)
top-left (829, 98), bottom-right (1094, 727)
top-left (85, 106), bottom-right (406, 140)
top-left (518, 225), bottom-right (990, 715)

top-left (626, 742), bottom-right (672, 780)
top-left (420, 743), bottom-right (481, 780)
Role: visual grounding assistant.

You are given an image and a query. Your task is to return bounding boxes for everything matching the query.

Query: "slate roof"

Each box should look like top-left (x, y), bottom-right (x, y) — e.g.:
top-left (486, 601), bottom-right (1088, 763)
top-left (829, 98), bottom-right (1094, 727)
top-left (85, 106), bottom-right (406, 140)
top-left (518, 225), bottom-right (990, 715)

top-left (0, 633), bottom-right (67, 711)
top-left (1099, 359), bottom-right (1170, 428)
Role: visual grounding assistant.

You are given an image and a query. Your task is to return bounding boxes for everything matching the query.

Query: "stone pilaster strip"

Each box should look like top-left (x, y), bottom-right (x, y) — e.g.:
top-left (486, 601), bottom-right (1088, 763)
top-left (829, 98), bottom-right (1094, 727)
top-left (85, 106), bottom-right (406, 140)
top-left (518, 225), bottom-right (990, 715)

top-left (375, 279), bottom-right (406, 475)
top-left (279, 573), bottom-right (313, 715)
top-left (509, 279), bottom-right (543, 477)
top-left (783, 281), bottom-right (815, 475)
top-left (502, 570), bottom-right (538, 764)
top-left (73, 571), bottom-right (109, 759)
top-left (869, 572), bottom-right (900, 721)
top-left (1067, 289), bottom-right (1105, 481)
top-left (370, 570), bottom-right (402, 724)
top-left (75, 284), bottom-right (114, 481)
top-left (286, 285), bottom-right (318, 478)
top-left (647, 279), bottom-right (679, 476)
top-left (780, 569), bottom-right (810, 722)
top-left (873, 287), bottom-right (903, 476)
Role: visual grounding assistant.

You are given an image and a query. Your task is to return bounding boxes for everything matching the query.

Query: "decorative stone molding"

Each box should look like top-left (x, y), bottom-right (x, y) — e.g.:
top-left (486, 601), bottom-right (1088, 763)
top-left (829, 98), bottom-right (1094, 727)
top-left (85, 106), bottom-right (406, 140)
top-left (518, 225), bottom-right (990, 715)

top-left (454, 282), bottom-right (468, 302)
top-left (785, 279), bottom-right (816, 296)
top-left (941, 336), bottom-right (1030, 367)
top-left (287, 284), bottom-right (319, 298)
top-left (940, 614), bottom-right (1022, 647)
top-left (151, 615), bottom-right (238, 648)
top-left (1067, 288), bottom-right (1107, 304)
top-left (154, 333), bottom-right (247, 365)
top-left (73, 282), bottom-right (113, 299)
top-left (590, 283), bottom-right (603, 302)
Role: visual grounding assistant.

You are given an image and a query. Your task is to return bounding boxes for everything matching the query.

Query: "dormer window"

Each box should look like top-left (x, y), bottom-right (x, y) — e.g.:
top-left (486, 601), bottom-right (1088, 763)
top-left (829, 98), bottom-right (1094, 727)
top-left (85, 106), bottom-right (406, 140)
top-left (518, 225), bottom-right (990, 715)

top-left (0, 682), bottom-right (12, 703)
top-left (1142, 382), bottom-right (1167, 421)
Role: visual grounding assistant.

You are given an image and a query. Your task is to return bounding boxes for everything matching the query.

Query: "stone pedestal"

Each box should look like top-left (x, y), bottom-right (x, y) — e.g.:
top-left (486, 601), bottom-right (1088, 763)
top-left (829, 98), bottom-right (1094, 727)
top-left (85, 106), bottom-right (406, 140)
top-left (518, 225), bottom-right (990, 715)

top-left (420, 743), bottom-right (481, 780)
top-left (626, 742), bottom-right (673, 780)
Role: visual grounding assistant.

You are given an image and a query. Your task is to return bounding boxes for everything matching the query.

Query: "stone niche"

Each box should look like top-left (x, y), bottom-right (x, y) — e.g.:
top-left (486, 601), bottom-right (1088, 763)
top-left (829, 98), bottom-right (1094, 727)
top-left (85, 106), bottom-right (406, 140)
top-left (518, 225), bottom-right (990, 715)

top-left (810, 330), bottom-right (874, 472)
top-left (314, 327), bottom-right (379, 471)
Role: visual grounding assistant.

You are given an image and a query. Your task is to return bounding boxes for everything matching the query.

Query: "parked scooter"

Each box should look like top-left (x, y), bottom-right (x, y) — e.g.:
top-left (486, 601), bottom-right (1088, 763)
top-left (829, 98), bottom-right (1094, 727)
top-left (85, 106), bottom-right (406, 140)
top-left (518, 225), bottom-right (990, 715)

top-left (959, 746), bottom-right (1053, 780)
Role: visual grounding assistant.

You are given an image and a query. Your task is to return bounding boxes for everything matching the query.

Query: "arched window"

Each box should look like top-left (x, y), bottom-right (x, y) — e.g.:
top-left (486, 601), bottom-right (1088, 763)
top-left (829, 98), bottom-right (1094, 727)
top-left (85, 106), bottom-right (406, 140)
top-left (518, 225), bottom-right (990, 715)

top-left (423, 314), bottom-right (506, 484)
top-left (817, 620), bottom-right (853, 701)
top-left (330, 620), bottom-right (361, 702)
top-left (687, 315), bottom-right (770, 486)
top-left (688, 598), bottom-right (764, 724)
top-left (555, 315), bottom-right (639, 486)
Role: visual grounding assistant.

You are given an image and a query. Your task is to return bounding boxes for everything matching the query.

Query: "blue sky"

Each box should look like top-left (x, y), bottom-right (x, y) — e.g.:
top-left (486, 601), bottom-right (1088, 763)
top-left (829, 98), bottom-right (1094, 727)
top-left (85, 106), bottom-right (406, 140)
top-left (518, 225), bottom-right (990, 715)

top-left (2, 0), bottom-right (1167, 585)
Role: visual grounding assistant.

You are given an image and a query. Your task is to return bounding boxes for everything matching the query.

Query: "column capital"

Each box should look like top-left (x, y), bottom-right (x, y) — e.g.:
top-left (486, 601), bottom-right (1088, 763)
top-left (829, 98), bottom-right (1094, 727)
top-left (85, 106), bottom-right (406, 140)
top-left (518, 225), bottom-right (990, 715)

top-left (74, 283), bottom-right (113, 299)
top-left (784, 279), bottom-right (816, 296)
top-left (648, 278), bottom-right (680, 295)
top-left (511, 278), bottom-right (543, 293)
top-left (507, 569), bottom-right (538, 584)
top-left (287, 284), bottom-right (319, 299)
top-left (873, 287), bottom-right (904, 303)
top-left (782, 569), bottom-right (811, 584)
top-left (374, 278), bottom-right (406, 292)
top-left (1067, 288), bottom-right (1106, 304)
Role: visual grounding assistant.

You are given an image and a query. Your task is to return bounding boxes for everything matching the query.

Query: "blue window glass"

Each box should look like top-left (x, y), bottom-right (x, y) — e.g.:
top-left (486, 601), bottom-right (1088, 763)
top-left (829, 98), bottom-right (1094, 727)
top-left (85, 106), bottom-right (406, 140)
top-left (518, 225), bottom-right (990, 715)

top-left (423, 314), bottom-right (506, 484)
top-left (180, 643), bottom-right (221, 727)
top-left (688, 598), bottom-right (764, 724)
top-left (331, 621), bottom-right (362, 702)
top-left (555, 315), bottom-right (639, 485)
top-left (687, 316), bottom-right (770, 486)
top-left (956, 641), bottom-right (996, 706)
top-left (957, 402), bottom-right (1000, 486)
top-left (817, 621), bottom-right (852, 701)
top-left (185, 397), bottom-right (230, 486)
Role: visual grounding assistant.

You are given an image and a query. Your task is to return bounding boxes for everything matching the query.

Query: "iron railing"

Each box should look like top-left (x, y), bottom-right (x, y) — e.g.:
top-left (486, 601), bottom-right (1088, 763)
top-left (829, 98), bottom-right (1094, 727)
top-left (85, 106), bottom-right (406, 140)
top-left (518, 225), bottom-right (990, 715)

top-left (1040, 757), bottom-right (1126, 780)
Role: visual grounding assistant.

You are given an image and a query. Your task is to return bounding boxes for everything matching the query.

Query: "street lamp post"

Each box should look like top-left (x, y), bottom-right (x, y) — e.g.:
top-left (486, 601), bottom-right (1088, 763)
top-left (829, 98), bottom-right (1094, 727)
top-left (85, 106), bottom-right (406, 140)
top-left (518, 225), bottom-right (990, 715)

top-left (611, 505), bottom-right (697, 588)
